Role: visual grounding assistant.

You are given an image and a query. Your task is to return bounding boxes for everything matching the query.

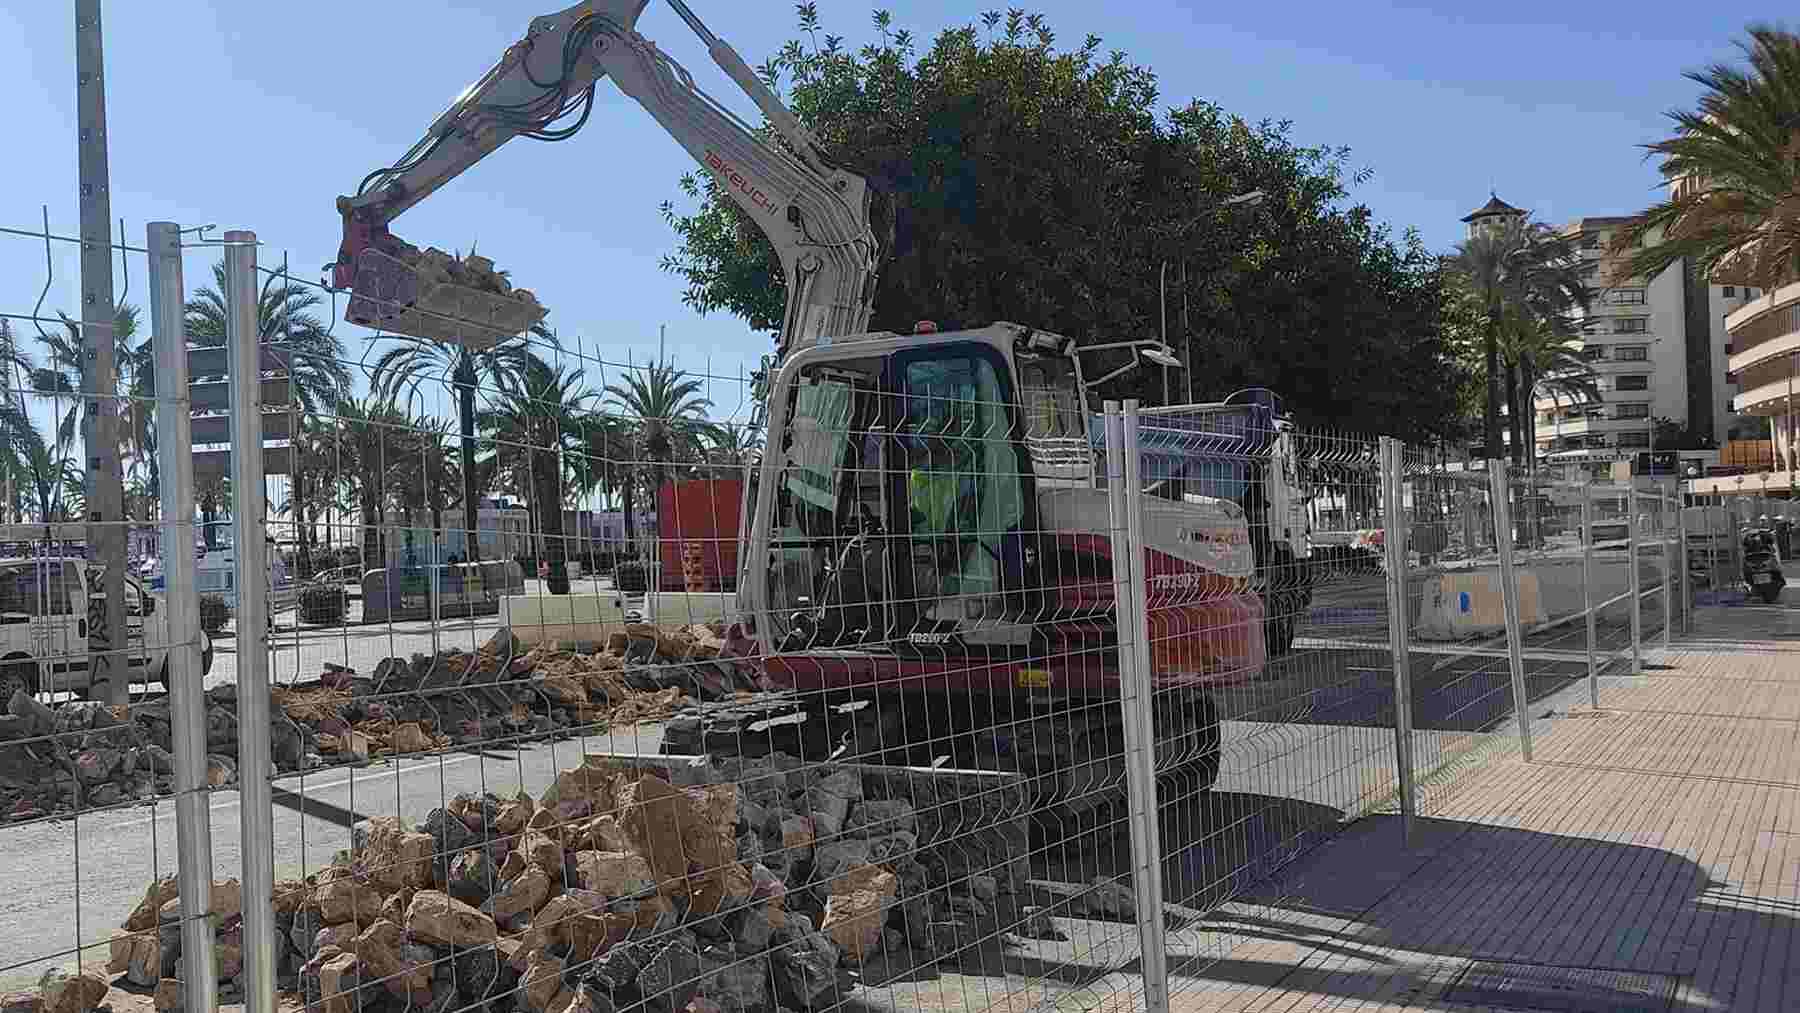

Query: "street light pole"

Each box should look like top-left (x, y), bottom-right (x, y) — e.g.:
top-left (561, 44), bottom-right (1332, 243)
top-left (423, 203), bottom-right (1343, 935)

top-left (1159, 189), bottom-right (1266, 406)
top-left (75, 0), bottom-right (127, 706)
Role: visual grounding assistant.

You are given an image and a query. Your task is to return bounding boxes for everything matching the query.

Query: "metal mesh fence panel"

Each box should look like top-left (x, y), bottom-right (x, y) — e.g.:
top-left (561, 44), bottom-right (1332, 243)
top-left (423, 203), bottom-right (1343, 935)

top-left (1129, 405), bottom-right (1400, 981)
top-left (1392, 453), bottom-right (1514, 814)
top-left (0, 217), bottom-right (224, 991)
top-left (232, 291), bottom-right (1160, 1013)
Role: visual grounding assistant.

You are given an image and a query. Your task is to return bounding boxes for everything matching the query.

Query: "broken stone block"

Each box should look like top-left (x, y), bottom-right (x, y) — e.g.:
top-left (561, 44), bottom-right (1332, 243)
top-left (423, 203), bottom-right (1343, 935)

top-left (126, 877), bottom-right (179, 932)
top-left (803, 771), bottom-right (861, 838)
top-left (315, 878), bottom-right (384, 927)
top-left (405, 890), bottom-right (498, 948)
top-left (316, 951), bottom-right (365, 1013)
top-left (575, 850), bottom-right (655, 897)
top-left (818, 864), bottom-right (896, 962)
top-left (37, 970), bottom-right (108, 1013)
top-left (484, 864), bottom-right (550, 927)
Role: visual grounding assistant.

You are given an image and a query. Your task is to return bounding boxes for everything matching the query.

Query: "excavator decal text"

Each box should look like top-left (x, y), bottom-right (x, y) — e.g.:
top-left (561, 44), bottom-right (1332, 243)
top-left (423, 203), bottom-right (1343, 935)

top-left (705, 150), bottom-right (780, 218)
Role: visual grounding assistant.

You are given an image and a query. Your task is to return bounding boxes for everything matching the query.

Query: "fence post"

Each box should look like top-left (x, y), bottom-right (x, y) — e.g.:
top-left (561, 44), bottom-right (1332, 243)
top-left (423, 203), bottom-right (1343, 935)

top-left (224, 230), bottom-right (276, 1013)
top-left (1105, 400), bottom-right (1168, 1012)
top-left (148, 221), bottom-right (218, 1013)
top-left (1377, 438), bottom-right (1416, 843)
top-left (1662, 479), bottom-right (1675, 648)
top-left (1677, 480), bottom-right (1691, 632)
top-left (1486, 461), bottom-right (1533, 762)
top-left (1627, 473), bottom-right (1643, 676)
top-left (1580, 484), bottom-right (1598, 710)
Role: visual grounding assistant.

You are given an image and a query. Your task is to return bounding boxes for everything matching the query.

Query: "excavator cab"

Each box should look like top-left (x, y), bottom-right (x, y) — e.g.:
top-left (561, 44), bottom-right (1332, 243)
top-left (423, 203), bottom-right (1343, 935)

top-left (759, 332), bottom-right (1053, 656)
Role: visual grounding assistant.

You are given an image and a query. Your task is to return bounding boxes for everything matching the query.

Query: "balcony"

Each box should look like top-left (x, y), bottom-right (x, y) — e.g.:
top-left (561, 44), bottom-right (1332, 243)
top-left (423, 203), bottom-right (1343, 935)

top-left (1725, 281), bottom-right (1800, 407)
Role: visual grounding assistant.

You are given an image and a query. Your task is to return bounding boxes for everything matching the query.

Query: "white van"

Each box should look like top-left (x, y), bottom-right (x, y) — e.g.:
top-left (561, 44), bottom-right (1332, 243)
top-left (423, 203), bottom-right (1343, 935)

top-left (0, 557), bottom-right (213, 699)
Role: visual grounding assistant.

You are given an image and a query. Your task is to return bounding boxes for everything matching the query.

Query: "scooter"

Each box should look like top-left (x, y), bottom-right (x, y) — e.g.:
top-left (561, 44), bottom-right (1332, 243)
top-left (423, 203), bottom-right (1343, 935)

top-left (1742, 528), bottom-right (1786, 604)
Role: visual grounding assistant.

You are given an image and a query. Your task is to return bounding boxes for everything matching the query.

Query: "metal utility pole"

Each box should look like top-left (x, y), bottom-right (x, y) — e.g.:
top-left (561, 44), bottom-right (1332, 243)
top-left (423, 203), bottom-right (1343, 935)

top-left (75, 0), bottom-right (128, 706)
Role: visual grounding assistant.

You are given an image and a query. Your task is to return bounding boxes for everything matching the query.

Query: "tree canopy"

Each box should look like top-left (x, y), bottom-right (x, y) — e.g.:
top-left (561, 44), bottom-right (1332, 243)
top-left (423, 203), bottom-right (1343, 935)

top-left (658, 6), bottom-right (1464, 440)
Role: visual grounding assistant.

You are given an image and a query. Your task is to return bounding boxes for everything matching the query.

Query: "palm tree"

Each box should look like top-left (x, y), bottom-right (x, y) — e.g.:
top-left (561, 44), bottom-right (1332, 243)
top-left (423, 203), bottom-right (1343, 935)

top-left (185, 261), bottom-right (352, 412)
top-left (369, 323), bottom-right (554, 565)
top-left (602, 358), bottom-right (715, 538)
top-left (1610, 26), bottom-right (1800, 289)
top-left (480, 357), bottom-right (594, 594)
top-left (335, 398), bottom-right (412, 567)
top-left (197, 475), bottom-right (232, 549)
top-left (1450, 217), bottom-right (1589, 463)
top-left (1505, 310), bottom-right (1602, 462)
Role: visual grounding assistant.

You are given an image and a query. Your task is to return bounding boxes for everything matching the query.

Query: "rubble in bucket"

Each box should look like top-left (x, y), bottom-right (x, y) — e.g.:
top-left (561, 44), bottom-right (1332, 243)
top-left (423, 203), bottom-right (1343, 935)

top-left (0, 624), bottom-right (753, 821)
top-left (97, 753), bottom-right (1127, 1013)
top-left (347, 236), bottom-right (547, 348)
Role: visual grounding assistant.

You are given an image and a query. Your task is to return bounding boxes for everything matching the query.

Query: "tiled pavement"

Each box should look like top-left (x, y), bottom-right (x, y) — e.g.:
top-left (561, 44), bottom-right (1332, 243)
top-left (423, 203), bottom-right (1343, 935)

top-left (1062, 599), bottom-right (1800, 1011)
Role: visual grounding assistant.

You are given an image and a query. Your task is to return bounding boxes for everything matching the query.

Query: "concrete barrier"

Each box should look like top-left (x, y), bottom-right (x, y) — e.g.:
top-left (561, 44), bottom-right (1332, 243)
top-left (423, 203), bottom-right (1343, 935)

top-left (501, 592), bottom-right (631, 648)
top-left (1412, 551), bottom-right (1673, 641)
top-left (644, 591), bottom-right (737, 626)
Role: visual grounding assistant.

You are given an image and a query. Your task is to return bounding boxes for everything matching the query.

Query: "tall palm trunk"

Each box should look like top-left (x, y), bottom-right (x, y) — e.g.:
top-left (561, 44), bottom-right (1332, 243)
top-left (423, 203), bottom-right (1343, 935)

top-left (456, 354), bottom-right (482, 564)
top-left (534, 443), bottom-right (569, 594)
top-left (1505, 364), bottom-right (1525, 467)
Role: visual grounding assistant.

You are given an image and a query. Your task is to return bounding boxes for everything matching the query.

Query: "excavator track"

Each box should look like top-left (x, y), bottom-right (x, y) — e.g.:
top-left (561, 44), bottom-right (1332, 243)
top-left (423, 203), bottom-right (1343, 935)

top-left (658, 683), bottom-right (1222, 825)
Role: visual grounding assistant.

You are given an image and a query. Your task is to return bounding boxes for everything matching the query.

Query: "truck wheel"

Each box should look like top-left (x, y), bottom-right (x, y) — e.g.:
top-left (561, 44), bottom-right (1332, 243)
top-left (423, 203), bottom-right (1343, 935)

top-left (0, 660), bottom-right (37, 701)
top-left (1758, 584), bottom-right (1783, 604)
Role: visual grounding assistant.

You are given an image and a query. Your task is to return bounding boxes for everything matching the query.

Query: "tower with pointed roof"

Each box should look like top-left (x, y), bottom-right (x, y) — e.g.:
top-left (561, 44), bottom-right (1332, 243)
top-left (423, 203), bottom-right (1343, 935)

top-left (1461, 192), bottom-right (1526, 240)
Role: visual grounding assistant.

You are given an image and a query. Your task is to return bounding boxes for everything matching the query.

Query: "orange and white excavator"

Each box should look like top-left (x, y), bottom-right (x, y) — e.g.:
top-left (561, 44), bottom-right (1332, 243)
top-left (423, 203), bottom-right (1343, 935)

top-left (331, 0), bottom-right (1266, 803)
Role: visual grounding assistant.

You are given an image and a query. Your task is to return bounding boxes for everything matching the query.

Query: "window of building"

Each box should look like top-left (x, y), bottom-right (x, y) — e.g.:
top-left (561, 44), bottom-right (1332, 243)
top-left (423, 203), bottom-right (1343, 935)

top-left (1614, 402), bottom-right (1650, 419)
top-left (1614, 344), bottom-right (1650, 361)
top-left (1616, 375), bottom-right (1650, 391)
top-left (1723, 286), bottom-right (1736, 298)
top-left (1612, 289), bottom-right (1648, 305)
top-left (1616, 431), bottom-right (1650, 448)
top-left (1615, 318), bottom-right (1649, 334)
top-left (1582, 345), bottom-right (1606, 362)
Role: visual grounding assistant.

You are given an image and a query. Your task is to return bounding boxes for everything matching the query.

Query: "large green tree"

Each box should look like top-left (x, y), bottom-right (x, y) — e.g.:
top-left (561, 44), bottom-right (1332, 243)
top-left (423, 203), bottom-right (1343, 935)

top-left (1610, 26), bottom-right (1800, 288)
top-left (658, 6), bottom-right (1463, 439)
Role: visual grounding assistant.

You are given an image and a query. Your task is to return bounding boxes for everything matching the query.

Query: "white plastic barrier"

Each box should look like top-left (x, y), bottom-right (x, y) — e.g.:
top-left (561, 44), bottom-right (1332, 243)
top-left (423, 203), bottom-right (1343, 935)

top-left (1416, 568), bottom-right (1545, 640)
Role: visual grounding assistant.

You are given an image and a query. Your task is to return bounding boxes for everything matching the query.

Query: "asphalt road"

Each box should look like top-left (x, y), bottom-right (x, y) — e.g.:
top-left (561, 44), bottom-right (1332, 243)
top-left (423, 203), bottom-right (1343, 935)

top-left (4, 571), bottom-right (1639, 988)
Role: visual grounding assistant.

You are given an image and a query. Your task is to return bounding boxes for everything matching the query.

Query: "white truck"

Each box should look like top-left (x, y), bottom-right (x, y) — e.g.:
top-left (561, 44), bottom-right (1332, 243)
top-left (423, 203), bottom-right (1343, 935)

top-left (0, 556), bottom-right (214, 700)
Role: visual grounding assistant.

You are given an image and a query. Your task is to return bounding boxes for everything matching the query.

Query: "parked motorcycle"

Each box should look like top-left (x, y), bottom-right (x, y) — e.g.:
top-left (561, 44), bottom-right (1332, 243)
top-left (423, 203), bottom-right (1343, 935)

top-left (1742, 527), bottom-right (1786, 604)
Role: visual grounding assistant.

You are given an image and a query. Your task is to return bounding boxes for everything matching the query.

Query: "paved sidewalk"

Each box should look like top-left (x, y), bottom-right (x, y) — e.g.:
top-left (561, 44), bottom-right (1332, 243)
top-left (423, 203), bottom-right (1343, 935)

top-left (1071, 600), bottom-right (1800, 1011)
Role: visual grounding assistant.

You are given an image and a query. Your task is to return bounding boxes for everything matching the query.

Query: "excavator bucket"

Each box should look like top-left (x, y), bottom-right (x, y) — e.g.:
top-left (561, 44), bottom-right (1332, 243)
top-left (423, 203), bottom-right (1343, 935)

top-left (343, 238), bottom-right (546, 350)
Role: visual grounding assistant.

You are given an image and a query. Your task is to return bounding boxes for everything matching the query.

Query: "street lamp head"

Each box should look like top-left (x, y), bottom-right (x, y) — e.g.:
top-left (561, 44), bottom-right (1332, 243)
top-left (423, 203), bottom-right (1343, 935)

top-left (1140, 344), bottom-right (1183, 368)
top-left (1224, 190), bottom-right (1267, 207)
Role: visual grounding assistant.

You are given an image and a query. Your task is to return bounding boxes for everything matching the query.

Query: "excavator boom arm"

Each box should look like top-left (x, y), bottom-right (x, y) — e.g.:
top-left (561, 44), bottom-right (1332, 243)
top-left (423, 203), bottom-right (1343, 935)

top-left (334, 0), bottom-right (876, 357)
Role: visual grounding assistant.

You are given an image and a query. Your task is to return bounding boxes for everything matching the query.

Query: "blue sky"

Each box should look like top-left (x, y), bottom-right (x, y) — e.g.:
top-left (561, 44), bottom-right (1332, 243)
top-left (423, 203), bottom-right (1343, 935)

top-left (0, 0), bottom-right (1770, 423)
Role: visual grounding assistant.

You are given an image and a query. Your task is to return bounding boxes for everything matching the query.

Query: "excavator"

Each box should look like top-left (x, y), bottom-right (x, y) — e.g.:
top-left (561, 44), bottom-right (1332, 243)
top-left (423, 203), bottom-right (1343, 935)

top-left (331, 0), bottom-right (1267, 811)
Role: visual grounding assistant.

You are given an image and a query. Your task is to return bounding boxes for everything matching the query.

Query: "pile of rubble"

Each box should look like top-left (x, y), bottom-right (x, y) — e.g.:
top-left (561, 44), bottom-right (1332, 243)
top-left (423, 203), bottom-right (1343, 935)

top-left (98, 752), bottom-right (1092, 1013)
top-left (0, 625), bottom-right (755, 821)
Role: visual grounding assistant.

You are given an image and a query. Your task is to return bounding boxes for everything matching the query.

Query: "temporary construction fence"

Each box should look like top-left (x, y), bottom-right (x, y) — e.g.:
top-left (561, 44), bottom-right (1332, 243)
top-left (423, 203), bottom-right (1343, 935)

top-left (1, 222), bottom-right (1718, 1013)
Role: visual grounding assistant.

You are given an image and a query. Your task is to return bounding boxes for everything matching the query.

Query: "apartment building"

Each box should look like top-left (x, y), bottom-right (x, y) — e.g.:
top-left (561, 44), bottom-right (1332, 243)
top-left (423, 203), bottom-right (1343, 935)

top-left (1459, 194), bottom-right (1749, 480)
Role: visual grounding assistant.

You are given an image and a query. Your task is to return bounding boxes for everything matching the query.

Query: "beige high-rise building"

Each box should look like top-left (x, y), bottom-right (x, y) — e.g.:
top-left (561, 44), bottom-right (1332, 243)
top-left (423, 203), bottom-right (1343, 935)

top-left (1535, 214), bottom-right (1749, 481)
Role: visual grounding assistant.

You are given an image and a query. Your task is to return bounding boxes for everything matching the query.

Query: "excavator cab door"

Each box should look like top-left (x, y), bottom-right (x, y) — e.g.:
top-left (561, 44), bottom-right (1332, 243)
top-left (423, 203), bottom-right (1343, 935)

top-left (885, 343), bottom-right (1041, 652)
